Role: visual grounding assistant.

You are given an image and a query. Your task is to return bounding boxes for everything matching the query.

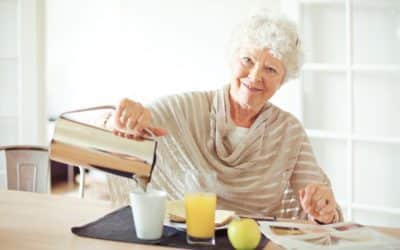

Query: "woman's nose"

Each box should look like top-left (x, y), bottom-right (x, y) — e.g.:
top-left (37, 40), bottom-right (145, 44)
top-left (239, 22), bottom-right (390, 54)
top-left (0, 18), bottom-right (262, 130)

top-left (248, 65), bottom-right (262, 83)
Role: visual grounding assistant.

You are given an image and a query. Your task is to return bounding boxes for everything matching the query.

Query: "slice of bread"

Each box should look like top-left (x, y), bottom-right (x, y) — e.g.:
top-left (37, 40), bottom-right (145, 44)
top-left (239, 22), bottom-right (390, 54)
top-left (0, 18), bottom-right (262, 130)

top-left (167, 200), bottom-right (185, 222)
top-left (167, 200), bottom-right (235, 227)
top-left (215, 210), bottom-right (236, 227)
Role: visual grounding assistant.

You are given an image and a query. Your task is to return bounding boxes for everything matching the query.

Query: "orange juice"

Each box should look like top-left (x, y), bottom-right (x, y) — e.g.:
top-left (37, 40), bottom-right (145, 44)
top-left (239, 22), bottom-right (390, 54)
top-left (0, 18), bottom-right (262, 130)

top-left (185, 192), bottom-right (216, 239)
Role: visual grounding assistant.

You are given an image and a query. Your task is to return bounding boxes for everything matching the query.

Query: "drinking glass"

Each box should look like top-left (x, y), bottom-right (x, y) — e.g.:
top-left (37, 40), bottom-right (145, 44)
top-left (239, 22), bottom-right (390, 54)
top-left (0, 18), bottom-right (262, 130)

top-left (129, 188), bottom-right (167, 240)
top-left (184, 169), bottom-right (217, 245)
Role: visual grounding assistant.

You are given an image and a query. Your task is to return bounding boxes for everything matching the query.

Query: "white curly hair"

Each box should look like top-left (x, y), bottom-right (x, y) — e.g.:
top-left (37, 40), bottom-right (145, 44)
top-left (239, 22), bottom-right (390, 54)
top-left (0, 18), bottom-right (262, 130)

top-left (227, 10), bottom-right (304, 83)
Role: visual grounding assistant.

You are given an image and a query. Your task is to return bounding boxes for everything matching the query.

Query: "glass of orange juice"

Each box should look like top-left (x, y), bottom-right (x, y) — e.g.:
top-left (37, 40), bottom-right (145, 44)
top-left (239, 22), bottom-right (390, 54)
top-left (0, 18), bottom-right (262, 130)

top-left (184, 170), bottom-right (217, 245)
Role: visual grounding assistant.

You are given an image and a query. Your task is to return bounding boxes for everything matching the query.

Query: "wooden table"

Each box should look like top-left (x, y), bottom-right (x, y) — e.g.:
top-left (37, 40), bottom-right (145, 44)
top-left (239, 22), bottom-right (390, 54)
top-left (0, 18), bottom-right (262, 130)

top-left (0, 190), bottom-right (166, 250)
top-left (0, 190), bottom-right (399, 250)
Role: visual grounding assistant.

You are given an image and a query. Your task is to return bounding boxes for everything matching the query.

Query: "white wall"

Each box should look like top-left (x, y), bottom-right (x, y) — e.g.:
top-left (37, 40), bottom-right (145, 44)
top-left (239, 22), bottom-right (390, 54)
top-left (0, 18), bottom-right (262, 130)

top-left (20, 0), bottom-right (47, 145)
top-left (46, 0), bottom-right (290, 117)
top-left (0, 0), bottom-right (18, 145)
top-left (0, 0), bottom-right (46, 146)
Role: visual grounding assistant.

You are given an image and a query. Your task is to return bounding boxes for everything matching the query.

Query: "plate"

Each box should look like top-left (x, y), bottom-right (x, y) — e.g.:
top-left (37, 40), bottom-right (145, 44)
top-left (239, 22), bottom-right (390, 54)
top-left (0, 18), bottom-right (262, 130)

top-left (164, 220), bottom-right (228, 231)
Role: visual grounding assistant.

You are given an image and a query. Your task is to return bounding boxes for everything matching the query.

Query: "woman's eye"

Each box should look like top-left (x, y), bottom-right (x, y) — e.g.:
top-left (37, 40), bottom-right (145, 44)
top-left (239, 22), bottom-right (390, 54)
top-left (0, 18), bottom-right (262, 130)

top-left (241, 57), bottom-right (253, 65)
top-left (265, 67), bottom-right (277, 73)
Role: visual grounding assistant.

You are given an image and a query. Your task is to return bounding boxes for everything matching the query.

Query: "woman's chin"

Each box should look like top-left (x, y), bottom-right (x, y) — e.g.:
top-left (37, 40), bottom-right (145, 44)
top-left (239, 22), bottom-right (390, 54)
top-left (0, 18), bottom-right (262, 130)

top-left (235, 96), bottom-right (255, 109)
top-left (230, 90), bottom-right (262, 110)
top-left (236, 93), bottom-right (268, 110)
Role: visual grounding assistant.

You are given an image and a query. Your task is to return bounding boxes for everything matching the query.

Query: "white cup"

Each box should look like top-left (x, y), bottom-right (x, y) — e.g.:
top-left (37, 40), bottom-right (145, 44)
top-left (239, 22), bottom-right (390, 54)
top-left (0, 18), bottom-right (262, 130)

top-left (129, 189), bottom-right (167, 240)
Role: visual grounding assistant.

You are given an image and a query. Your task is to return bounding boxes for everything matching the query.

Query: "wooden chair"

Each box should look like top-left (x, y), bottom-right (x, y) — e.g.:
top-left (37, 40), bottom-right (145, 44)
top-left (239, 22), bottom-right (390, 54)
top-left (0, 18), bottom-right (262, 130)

top-left (0, 145), bottom-right (50, 193)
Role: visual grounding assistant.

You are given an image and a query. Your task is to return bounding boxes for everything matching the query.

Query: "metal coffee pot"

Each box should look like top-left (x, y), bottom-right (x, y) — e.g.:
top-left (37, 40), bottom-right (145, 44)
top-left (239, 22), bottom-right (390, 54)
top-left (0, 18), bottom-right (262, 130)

top-left (49, 106), bottom-right (157, 182)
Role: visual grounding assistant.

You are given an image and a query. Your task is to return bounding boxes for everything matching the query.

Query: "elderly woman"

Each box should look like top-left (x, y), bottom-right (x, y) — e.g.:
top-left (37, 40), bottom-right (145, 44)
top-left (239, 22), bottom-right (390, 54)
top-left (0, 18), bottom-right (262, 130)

top-left (107, 11), bottom-right (342, 224)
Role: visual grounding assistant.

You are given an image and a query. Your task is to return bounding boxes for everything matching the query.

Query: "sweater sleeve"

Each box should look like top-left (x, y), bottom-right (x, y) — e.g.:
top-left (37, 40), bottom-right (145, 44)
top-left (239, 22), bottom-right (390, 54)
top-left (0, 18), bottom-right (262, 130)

top-left (146, 91), bottom-right (213, 130)
top-left (289, 119), bottom-right (344, 222)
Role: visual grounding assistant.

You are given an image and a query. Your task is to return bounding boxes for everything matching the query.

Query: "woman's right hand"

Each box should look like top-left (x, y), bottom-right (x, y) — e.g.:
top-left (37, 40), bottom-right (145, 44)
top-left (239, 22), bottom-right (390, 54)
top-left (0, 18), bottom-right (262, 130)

top-left (113, 98), bottom-right (167, 139)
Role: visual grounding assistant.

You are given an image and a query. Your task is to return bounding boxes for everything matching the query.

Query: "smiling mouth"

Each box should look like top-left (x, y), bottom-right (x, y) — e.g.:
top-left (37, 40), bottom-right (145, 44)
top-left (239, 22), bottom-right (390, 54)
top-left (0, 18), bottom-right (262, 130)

top-left (241, 82), bottom-right (263, 92)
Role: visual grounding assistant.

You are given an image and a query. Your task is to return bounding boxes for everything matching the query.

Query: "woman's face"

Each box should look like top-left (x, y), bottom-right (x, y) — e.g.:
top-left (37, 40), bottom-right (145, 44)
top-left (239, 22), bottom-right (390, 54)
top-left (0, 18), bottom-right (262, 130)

top-left (229, 47), bottom-right (286, 110)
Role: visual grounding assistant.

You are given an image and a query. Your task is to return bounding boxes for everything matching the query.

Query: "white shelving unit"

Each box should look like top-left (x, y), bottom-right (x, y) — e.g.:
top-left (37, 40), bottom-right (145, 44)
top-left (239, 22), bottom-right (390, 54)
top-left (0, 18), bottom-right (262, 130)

top-left (282, 0), bottom-right (400, 227)
top-left (303, 64), bottom-right (400, 72)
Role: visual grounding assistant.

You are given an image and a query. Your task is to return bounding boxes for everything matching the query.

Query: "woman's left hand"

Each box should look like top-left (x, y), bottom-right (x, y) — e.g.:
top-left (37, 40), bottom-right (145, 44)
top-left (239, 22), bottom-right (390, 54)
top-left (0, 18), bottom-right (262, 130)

top-left (299, 184), bottom-right (338, 224)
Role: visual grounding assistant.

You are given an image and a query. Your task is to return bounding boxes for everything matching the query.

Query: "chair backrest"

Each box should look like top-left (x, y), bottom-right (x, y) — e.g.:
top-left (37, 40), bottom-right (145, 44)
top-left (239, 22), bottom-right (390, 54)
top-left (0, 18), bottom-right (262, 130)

top-left (0, 145), bottom-right (50, 193)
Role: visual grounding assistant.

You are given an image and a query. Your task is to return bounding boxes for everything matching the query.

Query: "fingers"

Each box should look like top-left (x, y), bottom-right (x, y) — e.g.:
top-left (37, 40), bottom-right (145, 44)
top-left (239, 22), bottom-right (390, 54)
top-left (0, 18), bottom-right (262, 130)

top-left (300, 184), bottom-right (338, 224)
top-left (121, 102), bottom-right (143, 130)
top-left (134, 110), bottom-right (151, 135)
top-left (126, 102), bottom-right (144, 126)
top-left (302, 184), bottom-right (318, 211)
top-left (114, 98), bottom-right (146, 135)
top-left (317, 212), bottom-right (336, 224)
top-left (150, 127), bottom-right (168, 137)
top-left (299, 187), bottom-right (316, 218)
top-left (113, 98), bottom-right (167, 140)
top-left (114, 98), bottom-right (128, 129)
top-left (316, 199), bottom-right (328, 211)
top-left (319, 200), bottom-right (335, 216)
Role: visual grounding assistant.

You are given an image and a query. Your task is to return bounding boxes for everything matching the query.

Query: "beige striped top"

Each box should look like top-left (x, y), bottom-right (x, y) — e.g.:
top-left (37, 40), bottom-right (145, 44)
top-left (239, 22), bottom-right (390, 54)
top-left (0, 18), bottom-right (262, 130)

top-left (107, 85), bottom-right (342, 221)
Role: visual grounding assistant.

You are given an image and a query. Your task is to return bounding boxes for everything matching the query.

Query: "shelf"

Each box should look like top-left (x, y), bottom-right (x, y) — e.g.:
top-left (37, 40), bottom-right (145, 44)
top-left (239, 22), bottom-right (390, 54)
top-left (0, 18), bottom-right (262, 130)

top-left (0, 115), bottom-right (18, 119)
top-left (352, 135), bottom-right (400, 145)
top-left (331, 201), bottom-right (400, 215)
top-left (352, 203), bottom-right (400, 215)
top-left (306, 129), bottom-right (346, 140)
top-left (352, 64), bottom-right (400, 72)
top-left (302, 64), bottom-right (346, 72)
top-left (0, 57), bottom-right (18, 61)
top-left (299, 0), bottom-right (400, 8)
top-left (306, 129), bottom-right (400, 145)
top-left (351, 1), bottom-right (400, 9)
top-left (302, 63), bottom-right (400, 73)
top-left (298, 0), bottom-right (343, 5)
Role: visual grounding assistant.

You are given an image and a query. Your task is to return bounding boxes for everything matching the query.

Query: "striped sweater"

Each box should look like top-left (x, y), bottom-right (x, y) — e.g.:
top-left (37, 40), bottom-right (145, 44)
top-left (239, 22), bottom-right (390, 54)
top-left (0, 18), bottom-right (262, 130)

top-left (107, 85), bottom-right (342, 221)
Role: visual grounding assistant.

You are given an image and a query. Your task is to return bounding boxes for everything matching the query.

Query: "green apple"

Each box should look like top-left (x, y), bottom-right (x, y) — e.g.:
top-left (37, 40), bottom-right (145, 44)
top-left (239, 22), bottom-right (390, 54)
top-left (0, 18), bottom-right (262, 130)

top-left (227, 218), bottom-right (261, 250)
